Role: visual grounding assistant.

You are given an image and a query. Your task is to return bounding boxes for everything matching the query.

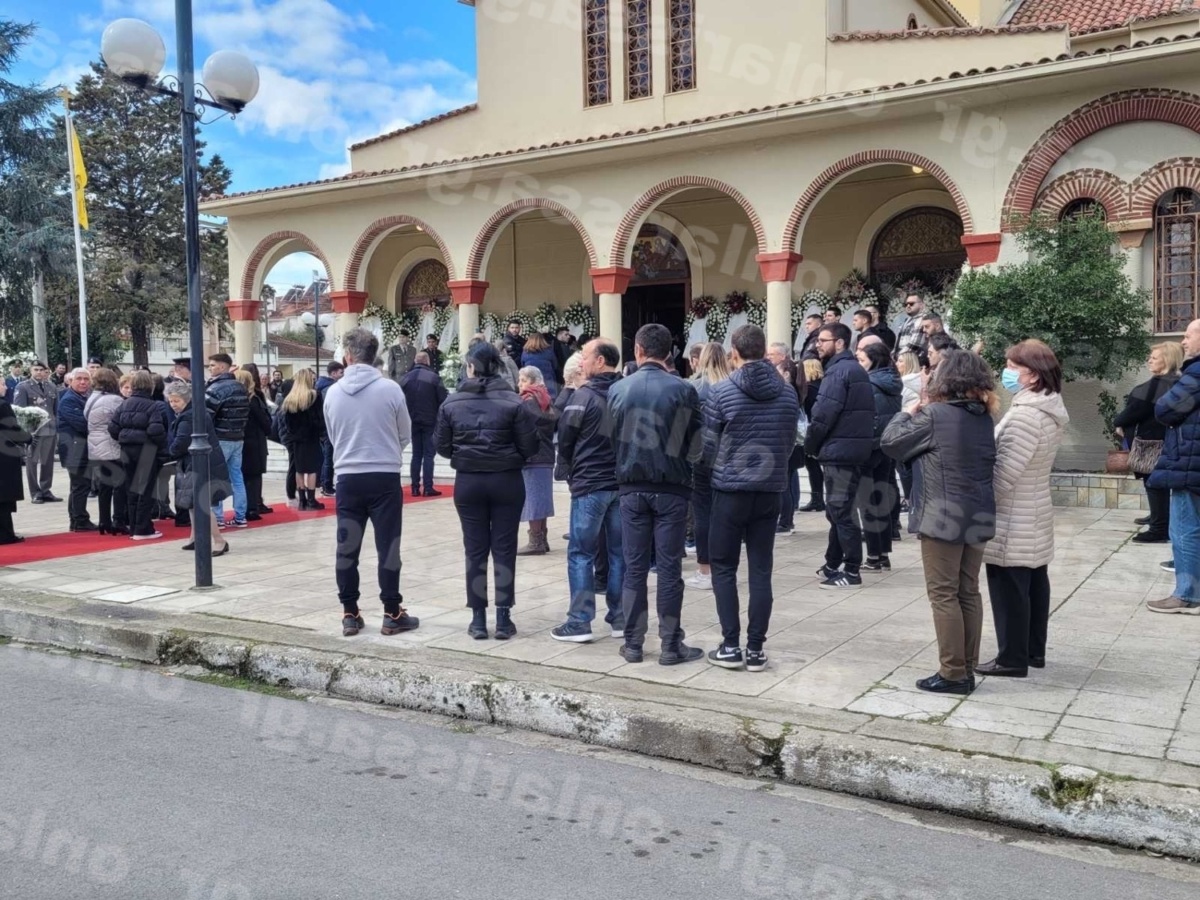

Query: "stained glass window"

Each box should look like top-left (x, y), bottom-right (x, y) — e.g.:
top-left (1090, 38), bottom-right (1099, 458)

top-left (626, 0), bottom-right (652, 100)
top-left (584, 0), bottom-right (611, 107)
top-left (400, 259), bottom-right (450, 310)
top-left (1155, 189), bottom-right (1200, 333)
top-left (669, 0), bottom-right (695, 93)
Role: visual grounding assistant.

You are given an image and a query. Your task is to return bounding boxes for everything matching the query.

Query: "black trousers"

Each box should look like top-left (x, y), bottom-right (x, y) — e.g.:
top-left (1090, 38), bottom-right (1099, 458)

top-left (862, 451), bottom-right (897, 559)
top-left (778, 445), bottom-right (803, 529)
top-left (245, 474), bottom-right (264, 512)
top-left (66, 466), bottom-right (92, 526)
top-left (710, 490), bottom-right (778, 650)
top-left (985, 563), bottom-right (1050, 668)
top-left (804, 455), bottom-right (824, 505)
top-left (123, 451), bottom-right (161, 537)
top-left (453, 470), bottom-right (525, 609)
top-left (620, 490), bottom-right (688, 649)
top-left (93, 459), bottom-right (127, 529)
top-left (823, 464), bottom-right (863, 572)
top-left (0, 508), bottom-right (13, 540)
top-left (1145, 484), bottom-right (1170, 537)
top-left (335, 472), bottom-right (404, 614)
top-left (285, 447), bottom-right (296, 500)
top-left (692, 471), bottom-right (713, 566)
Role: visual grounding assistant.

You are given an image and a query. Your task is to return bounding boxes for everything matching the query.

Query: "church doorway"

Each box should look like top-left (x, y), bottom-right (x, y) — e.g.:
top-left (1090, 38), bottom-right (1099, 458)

top-left (621, 223), bottom-right (691, 356)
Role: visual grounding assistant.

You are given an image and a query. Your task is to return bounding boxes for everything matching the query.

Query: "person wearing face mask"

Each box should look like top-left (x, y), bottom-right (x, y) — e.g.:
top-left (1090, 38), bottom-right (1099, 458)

top-left (977, 340), bottom-right (1069, 678)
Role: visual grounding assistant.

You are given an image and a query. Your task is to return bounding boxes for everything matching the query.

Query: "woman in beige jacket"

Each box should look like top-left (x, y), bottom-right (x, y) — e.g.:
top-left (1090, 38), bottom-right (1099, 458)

top-left (977, 340), bottom-right (1069, 678)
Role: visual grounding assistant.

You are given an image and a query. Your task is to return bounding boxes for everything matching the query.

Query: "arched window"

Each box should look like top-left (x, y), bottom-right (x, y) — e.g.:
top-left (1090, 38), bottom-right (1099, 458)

top-left (1059, 198), bottom-right (1106, 221)
top-left (584, 0), bottom-right (611, 107)
top-left (630, 224), bottom-right (691, 284)
top-left (400, 259), bottom-right (450, 310)
top-left (869, 207), bottom-right (967, 298)
top-left (1155, 189), bottom-right (1200, 333)
top-left (625, 0), bottom-right (652, 100)
top-left (907, 14), bottom-right (919, 30)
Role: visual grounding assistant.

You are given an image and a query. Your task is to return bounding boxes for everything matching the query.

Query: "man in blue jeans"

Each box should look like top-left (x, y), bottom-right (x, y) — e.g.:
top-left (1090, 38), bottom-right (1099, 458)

top-left (551, 339), bottom-right (625, 642)
top-left (1148, 318), bottom-right (1200, 615)
top-left (608, 324), bottom-right (702, 665)
top-left (204, 354), bottom-right (249, 527)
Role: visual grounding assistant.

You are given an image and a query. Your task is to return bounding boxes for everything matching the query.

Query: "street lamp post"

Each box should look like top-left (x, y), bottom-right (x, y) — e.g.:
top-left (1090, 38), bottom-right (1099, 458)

top-left (300, 272), bottom-right (332, 375)
top-left (101, 8), bottom-right (259, 589)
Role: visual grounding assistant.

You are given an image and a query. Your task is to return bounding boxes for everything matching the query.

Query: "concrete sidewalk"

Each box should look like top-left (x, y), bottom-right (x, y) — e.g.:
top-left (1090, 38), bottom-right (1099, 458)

top-left (3, 473), bottom-right (1200, 853)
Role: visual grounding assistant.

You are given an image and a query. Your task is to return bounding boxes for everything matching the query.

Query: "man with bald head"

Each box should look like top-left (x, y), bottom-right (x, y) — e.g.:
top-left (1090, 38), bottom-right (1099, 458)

top-left (1148, 319), bottom-right (1200, 615)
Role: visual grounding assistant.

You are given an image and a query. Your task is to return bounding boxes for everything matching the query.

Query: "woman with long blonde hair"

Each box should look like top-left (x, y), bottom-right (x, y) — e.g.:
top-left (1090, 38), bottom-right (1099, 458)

top-left (283, 369), bottom-right (326, 510)
top-left (687, 342), bottom-right (733, 591)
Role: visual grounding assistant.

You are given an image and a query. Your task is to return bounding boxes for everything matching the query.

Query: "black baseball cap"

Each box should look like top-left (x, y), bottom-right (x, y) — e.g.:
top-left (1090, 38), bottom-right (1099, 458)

top-left (172, 357), bottom-right (191, 367)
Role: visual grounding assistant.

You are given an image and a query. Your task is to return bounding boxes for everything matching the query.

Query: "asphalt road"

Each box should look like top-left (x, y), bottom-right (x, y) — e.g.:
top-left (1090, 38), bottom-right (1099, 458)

top-left (2, 643), bottom-right (1199, 900)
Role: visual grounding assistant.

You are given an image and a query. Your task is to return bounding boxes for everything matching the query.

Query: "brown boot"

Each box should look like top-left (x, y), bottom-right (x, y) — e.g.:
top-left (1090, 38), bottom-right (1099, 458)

top-left (516, 521), bottom-right (549, 556)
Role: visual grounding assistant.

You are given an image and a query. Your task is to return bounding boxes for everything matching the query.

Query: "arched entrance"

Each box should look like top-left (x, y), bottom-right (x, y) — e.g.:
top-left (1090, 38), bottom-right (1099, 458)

top-left (399, 258), bottom-right (452, 310)
top-left (622, 223), bottom-right (691, 351)
top-left (869, 206), bottom-right (967, 299)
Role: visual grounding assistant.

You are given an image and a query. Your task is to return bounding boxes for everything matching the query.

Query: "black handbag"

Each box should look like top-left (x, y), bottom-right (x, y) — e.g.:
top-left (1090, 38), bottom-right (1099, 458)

top-left (175, 470), bottom-right (195, 510)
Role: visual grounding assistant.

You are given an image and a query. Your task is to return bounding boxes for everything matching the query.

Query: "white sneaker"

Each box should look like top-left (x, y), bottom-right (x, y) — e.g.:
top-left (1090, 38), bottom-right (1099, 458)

top-left (130, 532), bottom-right (163, 541)
top-left (686, 572), bottom-right (712, 590)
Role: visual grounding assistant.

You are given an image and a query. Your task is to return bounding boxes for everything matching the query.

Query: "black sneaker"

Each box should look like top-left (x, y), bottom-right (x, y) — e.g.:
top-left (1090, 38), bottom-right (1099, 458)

top-left (745, 649), bottom-right (768, 672)
top-left (230, 519), bottom-right (249, 529)
top-left (619, 644), bottom-right (644, 663)
top-left (1161, 560), bottom-right (1175, 573)
top-left (861, 556), bottom-right (891, 572)
top-left (659, 643), bottom-right (704, 666)
top-left (819, 571), bottom-right (862, 590)
top-left (815, 564), bottom-right (840, 580)
top-left (707, 645), bottom-right (744, 669)
top-left (381, 608), bottom-right (420, 635)
top-left (342, 613), bottom-right (365, 636)
top-left (775, 525), bottom-right (794, 535)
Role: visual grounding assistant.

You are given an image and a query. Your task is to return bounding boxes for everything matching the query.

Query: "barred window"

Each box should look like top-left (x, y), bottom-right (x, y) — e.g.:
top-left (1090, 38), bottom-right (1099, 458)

top-left (584, 0), bottom-right (611, 107)
top-left (1059, 198), bottom-right (1105, 222)
top-left (668, 0), bottom-right (695, 93)
top-left (625, 0), bottom-right (652, 100)
top-left (1155, 189), bottom-right (1200, 333)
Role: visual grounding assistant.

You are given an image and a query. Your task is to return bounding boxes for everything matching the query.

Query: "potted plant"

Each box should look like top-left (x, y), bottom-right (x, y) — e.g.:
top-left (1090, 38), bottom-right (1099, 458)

top-left (1097, 389), bottom-right (1129, 474)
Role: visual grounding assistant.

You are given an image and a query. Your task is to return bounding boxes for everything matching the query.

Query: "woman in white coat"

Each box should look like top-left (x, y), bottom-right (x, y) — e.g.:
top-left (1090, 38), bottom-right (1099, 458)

top-left (977, 340), bottom-right (1069, 678)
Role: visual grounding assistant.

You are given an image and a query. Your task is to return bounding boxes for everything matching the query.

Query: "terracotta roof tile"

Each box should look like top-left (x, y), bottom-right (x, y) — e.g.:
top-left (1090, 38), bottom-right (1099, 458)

top-left (204, 30), bottom-right (1200, 203)
top-left (830, 23), bottom-right (1068, 40)
top-left (1009, 0), bottom-right (1198, 34)
top-left (268, 335), bottom-right (333, 361)
top-left (349, 104), bottom-right (478, 150)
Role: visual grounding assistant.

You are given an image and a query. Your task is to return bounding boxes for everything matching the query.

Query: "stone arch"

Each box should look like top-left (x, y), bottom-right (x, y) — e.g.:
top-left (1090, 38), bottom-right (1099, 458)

top-left (464, 199), bottom-right (599, 281)
top-left (611, 177), bottom-right (768, 268)
top-left (240, 231), bottom-right (334, 300)
top-left (784, 151), bottom-right (974, 252)
top-left (1002, 89), bottom-right (1200, 229)
top-left (1034, 169), bottom-right (1130, 221)
top-left (1130, 158), bottom-right (1200, 220)
top-left (343, 215), bottom-right (456, 292)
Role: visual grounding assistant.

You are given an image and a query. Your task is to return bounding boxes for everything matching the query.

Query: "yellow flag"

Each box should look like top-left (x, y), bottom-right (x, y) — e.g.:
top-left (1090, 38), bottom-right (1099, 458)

top-left (69, 119), bottom-right (88, 230)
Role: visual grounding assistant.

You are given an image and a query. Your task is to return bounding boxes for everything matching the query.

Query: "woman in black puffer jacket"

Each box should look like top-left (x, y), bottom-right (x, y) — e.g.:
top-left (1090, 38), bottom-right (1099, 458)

top-left (108, 370), bottom-right (170, 540)
top-left (856, 342), bottom-right (903, 571)
top-left (436, 342), bottom-right (539, 640)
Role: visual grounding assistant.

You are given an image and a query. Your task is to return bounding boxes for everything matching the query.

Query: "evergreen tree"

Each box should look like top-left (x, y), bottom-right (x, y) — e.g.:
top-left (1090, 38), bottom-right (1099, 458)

top-left (69, 62), bottom-right (232, 365)
top-left (0, 20), bottom-right (75, 352)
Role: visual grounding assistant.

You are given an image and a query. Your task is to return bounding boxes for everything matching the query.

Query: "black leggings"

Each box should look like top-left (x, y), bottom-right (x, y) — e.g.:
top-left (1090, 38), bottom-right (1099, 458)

top-left (453, 470), bottom-right (525, 609)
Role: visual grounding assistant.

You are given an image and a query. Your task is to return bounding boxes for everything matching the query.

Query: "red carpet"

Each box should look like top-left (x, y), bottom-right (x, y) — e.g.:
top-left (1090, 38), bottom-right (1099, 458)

top-left (0, 483), bottom-right (453, 567)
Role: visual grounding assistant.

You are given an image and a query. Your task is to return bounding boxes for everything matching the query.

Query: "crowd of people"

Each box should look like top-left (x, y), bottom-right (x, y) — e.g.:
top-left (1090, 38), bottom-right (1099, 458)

top-left (5, 303), bottom-right (1200, 698)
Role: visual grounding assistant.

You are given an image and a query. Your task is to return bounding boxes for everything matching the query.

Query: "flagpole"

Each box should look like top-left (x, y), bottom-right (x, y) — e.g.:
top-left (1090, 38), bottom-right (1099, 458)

top-left (61, 90), bottom-right (89, 365)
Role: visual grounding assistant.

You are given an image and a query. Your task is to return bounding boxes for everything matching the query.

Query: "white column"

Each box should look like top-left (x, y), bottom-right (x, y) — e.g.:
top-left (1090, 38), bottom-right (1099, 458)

top-left (458, 302), bottom-right (480, 344)
top-left (233, 319), bottom-right (258, 365)
top-left (335, 313), bottom-right (359, 352)
top-left (598, 293), bottom-right (622, 344)
top-left (765, 281), bottom-right (792, 349)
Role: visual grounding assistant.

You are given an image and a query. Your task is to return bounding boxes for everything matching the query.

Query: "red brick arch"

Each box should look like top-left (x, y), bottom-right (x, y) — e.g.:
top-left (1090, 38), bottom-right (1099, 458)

top-left (611, 177), bottom-right (768, 266)
top-left (1034, 168), bottom-right (1130, 221)
top-left (1130, 157), bottom-right (1200, 220)
top-left (465, 199), bottom-right (599, 281)
top-left (239, 231), bottom-right (334, 299)
top-left (783, 151), bottom-right (973, 251)
top-left (343, 215), bottom-right (456, 291)
top-left (1002, 89), bottom-right (1200, 230)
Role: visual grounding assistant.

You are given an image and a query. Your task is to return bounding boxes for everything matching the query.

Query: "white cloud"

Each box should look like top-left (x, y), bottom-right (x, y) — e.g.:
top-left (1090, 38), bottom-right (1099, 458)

top-left (317, 159), bottom-right (351, 180)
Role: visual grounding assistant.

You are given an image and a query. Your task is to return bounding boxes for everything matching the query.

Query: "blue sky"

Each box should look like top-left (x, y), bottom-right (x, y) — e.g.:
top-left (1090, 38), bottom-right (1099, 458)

top-left (6, 0), bottom-right (478, 288)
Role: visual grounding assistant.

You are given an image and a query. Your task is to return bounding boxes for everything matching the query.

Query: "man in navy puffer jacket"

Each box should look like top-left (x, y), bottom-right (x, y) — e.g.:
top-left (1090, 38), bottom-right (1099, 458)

top-left (1148, 318), bottom-right (1200, 614)
top-left (804, 322), bottom-right (875, 588)
top-left (702, 325), bottom-right (798, 672)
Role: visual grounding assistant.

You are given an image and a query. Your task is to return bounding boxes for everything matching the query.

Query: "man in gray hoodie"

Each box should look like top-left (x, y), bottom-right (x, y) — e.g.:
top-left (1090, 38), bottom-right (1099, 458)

top-left (324, 328), bottom-right (419, 638)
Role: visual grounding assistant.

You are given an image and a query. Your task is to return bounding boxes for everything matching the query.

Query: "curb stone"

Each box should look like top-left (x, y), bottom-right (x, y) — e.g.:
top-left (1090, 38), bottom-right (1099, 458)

top-left (3, 604), bottom-right (1200, 859)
